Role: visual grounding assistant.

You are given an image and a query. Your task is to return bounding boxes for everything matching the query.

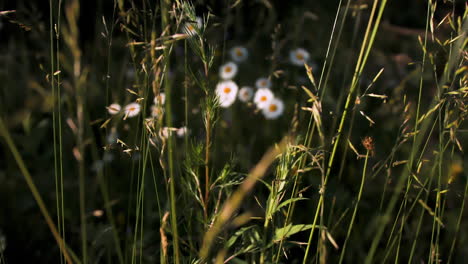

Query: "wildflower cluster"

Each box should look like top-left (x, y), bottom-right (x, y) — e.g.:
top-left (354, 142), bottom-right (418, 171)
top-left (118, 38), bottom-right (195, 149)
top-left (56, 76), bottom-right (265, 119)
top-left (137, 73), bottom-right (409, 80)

top-left (107, 102), bottom-right (141, 119)
top-left (213, 45), bottom-right (309, 120)
top-left (106, 92), bottom-right (166, 120)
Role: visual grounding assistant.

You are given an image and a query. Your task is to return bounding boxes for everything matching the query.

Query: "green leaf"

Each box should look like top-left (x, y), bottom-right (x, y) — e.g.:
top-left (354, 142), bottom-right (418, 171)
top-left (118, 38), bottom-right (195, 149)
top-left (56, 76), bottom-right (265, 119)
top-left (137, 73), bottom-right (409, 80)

top-left (274, 224), bottom-right (322, 241)
top-left (226, 225), bottom-right (256, 248)
top-left (274, 197), bottom-right (309, 214)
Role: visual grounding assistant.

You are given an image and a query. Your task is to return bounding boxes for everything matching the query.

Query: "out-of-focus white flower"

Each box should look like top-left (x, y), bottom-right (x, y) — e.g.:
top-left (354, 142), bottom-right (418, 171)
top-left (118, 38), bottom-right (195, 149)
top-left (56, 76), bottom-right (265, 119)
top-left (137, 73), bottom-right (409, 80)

top-left (290, 48), bottom-right (310, 66)
top-left (160, 127), bottom-right (178, 139)
top-left (154, 93), bottom-right (166, 105)
top-left (161, 127), bottom-right (170, 138)
top-left (92, 209), bottom-right (104, 217)
top-left (151, 105), bottom-right (164, 117)
top-left (107, 103), bottom-right (121, 115)
top-left (238, 86), bottom-right (253, 102)
top-left (254, 88), bottom-right (274, 109)
top-left (230, 46), bottom-right (248, 62)
top-left (255, 77), bottom-right (272, 89)
top-left (124, 103), bottom-right (141, 119)
top-left (262, 98), bottom-right (284, 119)
top-left (183, 17), bottom-right (203, 36)
top-left (176, 126), bottom-right (188, 137)
top-left (219, 62), bottom-right (238, 80)
top-left (215, 80), bottom-right (239, 108)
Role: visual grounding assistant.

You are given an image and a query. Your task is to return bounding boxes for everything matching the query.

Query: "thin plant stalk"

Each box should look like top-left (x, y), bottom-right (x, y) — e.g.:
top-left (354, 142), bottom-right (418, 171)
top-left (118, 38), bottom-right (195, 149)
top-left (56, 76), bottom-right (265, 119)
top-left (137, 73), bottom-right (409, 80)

top-left (55, 1), bottom-right (66, 264)
top-left (49, 1), bottom-right (65, 263)
top-left (366, 4), bottom-right (466, 263)
top-left (275, 0), bottom-right (350, 259)
top-left (303, 0), bottom-right (388, 261)
top-left (338, 150), bottom-right (370, 263)
top-left (0, 117), bottom-right (73, 264)
top-left (160, 0), bottom-right (180, 262)
top-left (447, 169), bottom-right (468, 264)
top-left (63, 0), bottom-right (87, 261)
top-left (204, 113), bottom-right (211, 212)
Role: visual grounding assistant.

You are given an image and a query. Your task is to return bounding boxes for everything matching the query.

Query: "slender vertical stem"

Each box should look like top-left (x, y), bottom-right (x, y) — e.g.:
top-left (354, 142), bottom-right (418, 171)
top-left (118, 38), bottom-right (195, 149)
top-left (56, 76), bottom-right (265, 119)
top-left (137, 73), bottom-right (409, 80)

top-left (338, 150), bottom-right (370, 263)
top-left (303, 0), bottom-right (388, 261)
top-left (56, 2), bottom-right (66, 263)
top-left (202, 46), bottom-right (212, 220)
top-left (184, 40), bottom-right (189, 153)
top-left (78, 86), bottom-right (87, 264)
top-left (204, 115), bottom-right (211, 212)
top-left (160, 0), bottom-right (180, 263)
top-left (0, 118), bottom-right (73, 264)
top-left (447, 166), bottom-right (468, 264)
top-left (49, 1), bottom-right (62, 263)
top-left (67, 0), bottom-right (87, 260)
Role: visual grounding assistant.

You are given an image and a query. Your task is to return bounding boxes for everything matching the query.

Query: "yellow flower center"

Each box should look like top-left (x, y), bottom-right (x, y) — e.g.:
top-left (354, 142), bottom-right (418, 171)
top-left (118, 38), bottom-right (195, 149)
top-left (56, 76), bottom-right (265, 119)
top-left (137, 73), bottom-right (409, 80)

top-left (224, 87), bottom-right (231, 94)
top-left (225, 66), bottom-right (232, 73)
top-left (260, 96), bottom-right (267, 102)
top-left (269, 104), bottom-right (278, 112)
top-left (235, 49), bottom-right (243, 57)
top-left (296, 52), bottom-right (304, 61)
top-left (129, 107), bottom-right (136, 112)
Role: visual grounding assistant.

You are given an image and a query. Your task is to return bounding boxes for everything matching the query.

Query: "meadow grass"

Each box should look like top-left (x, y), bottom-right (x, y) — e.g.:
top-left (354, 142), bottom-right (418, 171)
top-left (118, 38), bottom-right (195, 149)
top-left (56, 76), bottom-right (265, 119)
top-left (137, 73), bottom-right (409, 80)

top-left (0, 0), bottom-right (467, 263)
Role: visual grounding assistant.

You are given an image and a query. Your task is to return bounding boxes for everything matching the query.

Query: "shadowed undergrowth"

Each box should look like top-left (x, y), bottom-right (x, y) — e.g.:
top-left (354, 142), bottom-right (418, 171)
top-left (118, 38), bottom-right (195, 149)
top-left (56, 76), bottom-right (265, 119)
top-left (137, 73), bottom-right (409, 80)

top-left (0, 0), bottom-right (467, 263)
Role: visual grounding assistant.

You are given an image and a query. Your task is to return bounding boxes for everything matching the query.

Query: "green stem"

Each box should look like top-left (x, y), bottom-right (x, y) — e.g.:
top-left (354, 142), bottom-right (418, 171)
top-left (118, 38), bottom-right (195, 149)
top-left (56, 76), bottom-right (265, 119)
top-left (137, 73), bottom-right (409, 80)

top-left (338, 150), bottom-right (370, 263)
top-left (204, 114), bottom-right (211, 216)
top-left (49, 1), bottom-right (62, 263)
top-left (160, 0), bottom-right (180, 262)
top-left (0, 118), bottom-right (73, 264)
top-left (304, 0), bottom-right (388, 261)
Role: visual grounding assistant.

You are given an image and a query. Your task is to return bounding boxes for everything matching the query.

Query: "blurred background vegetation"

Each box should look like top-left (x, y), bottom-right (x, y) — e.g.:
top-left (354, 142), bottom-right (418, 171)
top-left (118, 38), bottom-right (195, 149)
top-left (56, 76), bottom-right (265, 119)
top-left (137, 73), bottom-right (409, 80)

top-left (0, 0), bottom-right (467, 263)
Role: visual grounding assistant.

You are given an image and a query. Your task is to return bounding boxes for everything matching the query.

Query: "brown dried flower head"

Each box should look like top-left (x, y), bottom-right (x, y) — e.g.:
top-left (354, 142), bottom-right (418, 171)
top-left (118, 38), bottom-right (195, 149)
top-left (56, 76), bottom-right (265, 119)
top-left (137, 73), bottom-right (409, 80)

top-left (362, 136), bottom-right (375, 157)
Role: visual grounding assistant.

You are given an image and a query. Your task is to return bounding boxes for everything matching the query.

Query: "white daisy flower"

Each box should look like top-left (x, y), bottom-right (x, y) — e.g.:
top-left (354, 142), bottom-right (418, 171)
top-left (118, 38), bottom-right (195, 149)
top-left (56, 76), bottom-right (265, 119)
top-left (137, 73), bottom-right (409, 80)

top-left (255, 77), bottom-right (272, 89)
top-left (238, 86), bottom-right (253, 102)
top-left (124, 102), bottom-right (141, 119)
top-left (254, 88), bottom-right (274, 109)
top-left (107, 103), bottom-right (121, 115)
top-left (230, 46), bottom-right (248, 62)
top-left (183, 17), bottom-right (203, 36)
top-left (176, 126), bottom-right (188, 138)
top-left (154, 93), bottom-right (165, 105)
top-left (215, 80), bottom-right (239, 108)
top-left (290, 48), bottom-right (310, 66)
top-left (262, 98), bottom-right (284, 120)
top-left (219, 62), bottom-right (238, 80)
